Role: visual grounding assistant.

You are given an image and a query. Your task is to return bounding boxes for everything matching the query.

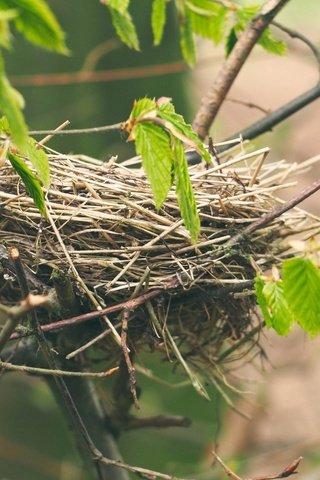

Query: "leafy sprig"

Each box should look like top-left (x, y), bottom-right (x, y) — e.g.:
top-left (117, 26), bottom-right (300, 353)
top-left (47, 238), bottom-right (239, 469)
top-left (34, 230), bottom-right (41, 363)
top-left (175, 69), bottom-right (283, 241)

top-left (255, 242), bottom-right (320, 336)
top-left (0, 0), bottom-right (67, 215)
top-left (103, 0), bottom-right (287, 65)
top-left (124, 97), bottom-right (210, 242)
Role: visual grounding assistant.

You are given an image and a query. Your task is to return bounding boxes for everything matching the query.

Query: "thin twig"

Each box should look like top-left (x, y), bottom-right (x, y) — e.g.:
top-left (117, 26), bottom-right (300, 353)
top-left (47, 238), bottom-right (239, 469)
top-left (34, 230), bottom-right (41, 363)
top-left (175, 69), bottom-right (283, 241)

top-left (226, 97), bottom-right (270, 114)
top-left (126, 415), bottom-right (191, 430)
top-left (225, 83), bottom-right (320, 147)
top-left (81, 38), bottom-right (121, 71)
top-left (37, 120), bottom-right (70, 146)
top-left (272, 20), bottom-right (320, 73)
top-left (29, 122), bottom-right (122, 136)
top-left (0, 293), bottom-right (53, 352)
top-left (10, 281), bottom-right (260, 341)
top-left (192, 0), bottom-right (291, 139)
top-left (121, 309), bottom-right (139, 409)
top-left (14, 288), bottom-right (163, 338)
top-left (212, 452), bottom-right (302, 480)
top-left (0, 360), bottom-right (119, 378)
top-left (212, 451), bottom-right (242, 480)
top-left (95, 449), bottom-right (189, 480)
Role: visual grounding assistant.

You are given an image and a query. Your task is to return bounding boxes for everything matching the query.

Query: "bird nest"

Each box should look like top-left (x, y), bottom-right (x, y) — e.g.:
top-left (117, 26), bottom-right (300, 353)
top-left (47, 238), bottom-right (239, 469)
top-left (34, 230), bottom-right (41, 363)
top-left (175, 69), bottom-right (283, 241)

top-left (0, 144), bottom-right (319, 395)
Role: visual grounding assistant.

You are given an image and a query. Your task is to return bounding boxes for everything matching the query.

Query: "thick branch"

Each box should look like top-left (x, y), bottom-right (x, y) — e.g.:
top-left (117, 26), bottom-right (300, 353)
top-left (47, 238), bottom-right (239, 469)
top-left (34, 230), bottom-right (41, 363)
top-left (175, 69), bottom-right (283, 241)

top-left (192, 0), bottom-right (291, 139)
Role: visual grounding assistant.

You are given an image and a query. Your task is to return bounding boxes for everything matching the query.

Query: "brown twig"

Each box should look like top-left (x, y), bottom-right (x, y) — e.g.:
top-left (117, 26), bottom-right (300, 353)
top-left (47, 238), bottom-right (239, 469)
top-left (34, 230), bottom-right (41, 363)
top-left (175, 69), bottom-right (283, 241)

top-left (11, 60), bottom-right (190, 87)
top-left (226, 96), bottom-right (270, 114)
top-left (94, 449), bottom-right (187, 480)
top-left (126, 415), bottom-right (191, 430)
top-left (81, 38), bottom-right (121, 71)
top-left (121, 309), bottom-right (140, 409)
top-left (192, 0), bottom-right (291, 139)
top-left (0, 360), bottom-right (119, 379)
top-left (221, 83), bottom-right (320, 150)
top-left (0, 293), bottom-right (53, 353)
top-left (212, 451), bottom-right (302, 480)
top-left (29, 122), bottom-right (122, 136)
top-left (10, 280), bottom-right (256, 341)
top-left (272, 20), bottom-right (320, 73)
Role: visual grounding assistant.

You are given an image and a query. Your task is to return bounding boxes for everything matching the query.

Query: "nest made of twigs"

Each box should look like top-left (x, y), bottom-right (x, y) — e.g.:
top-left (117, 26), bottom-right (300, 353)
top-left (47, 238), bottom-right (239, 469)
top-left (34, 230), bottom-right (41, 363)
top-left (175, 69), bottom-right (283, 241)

top-left (0, 143), bottom-right (319, 390)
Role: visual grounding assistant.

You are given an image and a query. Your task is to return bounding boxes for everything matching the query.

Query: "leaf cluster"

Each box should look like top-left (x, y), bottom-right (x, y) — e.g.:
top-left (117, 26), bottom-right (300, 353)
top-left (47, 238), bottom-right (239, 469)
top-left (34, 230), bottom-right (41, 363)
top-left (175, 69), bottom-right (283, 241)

top-left (102, 0), bottom-right (287, 66)
top-left (0, 0), bottom-right (68, 214)
top-left (255, 246), bottom-right (320, 336)
top-left (124, 97), bottom-right (210, 242)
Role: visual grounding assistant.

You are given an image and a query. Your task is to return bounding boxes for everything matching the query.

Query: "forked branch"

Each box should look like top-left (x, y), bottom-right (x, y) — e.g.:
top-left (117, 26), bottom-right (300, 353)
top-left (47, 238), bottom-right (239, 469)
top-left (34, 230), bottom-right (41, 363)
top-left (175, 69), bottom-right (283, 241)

top-left (192, 0), bottom-right (291, 139)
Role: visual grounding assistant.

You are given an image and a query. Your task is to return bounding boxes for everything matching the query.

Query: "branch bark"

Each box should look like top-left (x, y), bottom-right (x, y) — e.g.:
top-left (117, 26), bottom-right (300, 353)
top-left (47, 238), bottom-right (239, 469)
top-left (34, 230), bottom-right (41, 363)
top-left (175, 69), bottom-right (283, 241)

top-left (192, 0), bottom-right (291, 140)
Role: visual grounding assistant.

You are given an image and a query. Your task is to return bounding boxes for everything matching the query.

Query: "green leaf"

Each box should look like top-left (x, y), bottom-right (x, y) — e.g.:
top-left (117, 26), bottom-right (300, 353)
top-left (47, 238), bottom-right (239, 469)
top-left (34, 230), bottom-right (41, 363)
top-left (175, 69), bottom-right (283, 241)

top-left (26, 138), bottom-right (50, 188)
top-left (0, 52), bottom-right (28, 151)
top-left (130, 97), bottom-right (157, 120)
top-left (258, 28), bottom-right (287, 55)
top-left (283, 258), bottom-right (320, 336)
top-left (8, 153), bottom-right (46, 216)
top-left (259, 276), bottom-right (294, 336)
top-left (254, 276), bottom-right (272, 328)
top-left (180, 11), bottom-right (196, 66)
top-left (0, 8), bottom-right (17, 48)
top-left (236, 4), bottom-right (260, 24)
top-left (186, 0), bottom-right (224, 15)
top-left (104, 0), bottom-right (129, 15)
top-left (134, 122), bottom-right (173, 208)
top-left (225, 27), bottom-right (237, 56)
top-left (187, 1), bottom-right (227, 45)
top-left (109, 7), bottom-right (140, 51)
top-left (172, 137), bottom-right (200, 242)
top-left (158, 101), bottom-right (210, 162)
top-left (235, 5), bottom-right (286, 56)
top-left (0, 0), bottom-right (68, 53)
top-left (152, 0), bottom-right (166, 46)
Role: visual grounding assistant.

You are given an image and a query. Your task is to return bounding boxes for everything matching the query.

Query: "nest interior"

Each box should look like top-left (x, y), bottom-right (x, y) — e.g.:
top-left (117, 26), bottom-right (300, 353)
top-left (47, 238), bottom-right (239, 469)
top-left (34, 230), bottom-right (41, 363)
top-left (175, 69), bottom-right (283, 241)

top-left (0, 145), bottom-right (319, 387)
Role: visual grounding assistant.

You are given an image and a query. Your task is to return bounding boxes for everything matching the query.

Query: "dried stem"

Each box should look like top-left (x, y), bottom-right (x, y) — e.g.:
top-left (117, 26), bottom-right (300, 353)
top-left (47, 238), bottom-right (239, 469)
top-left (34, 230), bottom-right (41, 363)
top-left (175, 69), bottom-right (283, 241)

top-left (192, 0), bottom-right (291, 139)
top-left (126, 415), bottom-right (191, 430)
top-left (212, 451), bottom-right (302, 480)
top-left (121, 308), bottom-right (140, 409)
top-left (0, 360), bottom-right (119, 379)
top-left (29, 122), bottom-right (122, 136)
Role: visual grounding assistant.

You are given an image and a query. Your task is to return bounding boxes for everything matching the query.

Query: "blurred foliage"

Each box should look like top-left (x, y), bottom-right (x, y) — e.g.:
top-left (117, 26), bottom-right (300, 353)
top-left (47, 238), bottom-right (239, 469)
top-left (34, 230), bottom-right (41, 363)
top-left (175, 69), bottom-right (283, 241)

top-left (4, 0), bottom-right (190, 159)
top-left (0, 353), bottom-right (223, 479)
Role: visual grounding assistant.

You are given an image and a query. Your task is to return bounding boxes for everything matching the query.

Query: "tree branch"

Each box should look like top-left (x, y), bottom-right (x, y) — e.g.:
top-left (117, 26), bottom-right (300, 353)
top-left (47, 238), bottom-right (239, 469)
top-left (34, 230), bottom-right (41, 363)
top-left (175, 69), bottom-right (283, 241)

top-left (0, 360), bottom-right (118, 379)
top-left (192, 0), bottom-right (291, 140)
top-left (126, 415), bottom-right (191, 430)
top-left (272, 20), bottom-right (320, 72)
top-left (225, 83), bottom-right (320, 146)
top-left (212, 451), bottom-right (302, 480)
